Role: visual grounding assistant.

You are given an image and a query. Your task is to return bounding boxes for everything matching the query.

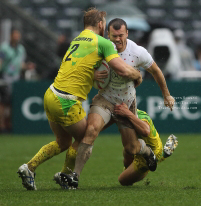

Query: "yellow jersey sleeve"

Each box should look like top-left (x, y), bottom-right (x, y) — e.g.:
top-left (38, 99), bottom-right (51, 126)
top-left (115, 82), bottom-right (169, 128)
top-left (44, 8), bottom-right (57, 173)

top-left (137, 109), bottom-right (161, 150)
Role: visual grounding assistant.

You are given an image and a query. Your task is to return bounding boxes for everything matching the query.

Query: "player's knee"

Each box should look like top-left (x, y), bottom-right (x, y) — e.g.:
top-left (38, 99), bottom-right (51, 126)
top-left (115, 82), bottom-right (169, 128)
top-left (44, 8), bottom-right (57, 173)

top-left (118, 175), bottom-right (133, 186)
top-left (84, 124), bottom-right (100, 144)
top-left (124, 144), bottom-right (140, 156)
top-left (125, 146), bottom-right (135, 156)
top-left (87, 124), bottom-right (98, 137)
top-left (56, 139), bottom-right (72, 152)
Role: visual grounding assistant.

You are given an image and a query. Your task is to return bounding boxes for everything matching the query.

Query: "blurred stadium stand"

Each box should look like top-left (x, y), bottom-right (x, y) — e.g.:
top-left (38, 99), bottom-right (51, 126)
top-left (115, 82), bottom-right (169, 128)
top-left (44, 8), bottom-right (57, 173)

top-left (0, 0), bottom-right (59, 78)
top-left (1, 0), bottom-right (201, 77)
top-left (2, 0), bottom-right (201, 37)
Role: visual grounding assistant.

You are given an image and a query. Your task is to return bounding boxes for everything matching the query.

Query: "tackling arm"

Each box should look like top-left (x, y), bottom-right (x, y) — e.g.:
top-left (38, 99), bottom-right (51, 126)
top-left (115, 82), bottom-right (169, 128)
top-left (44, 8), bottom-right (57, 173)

top-left (108, 57), bottom-right (142, 86)
top-left (114, 103), bottom-right (150, 137)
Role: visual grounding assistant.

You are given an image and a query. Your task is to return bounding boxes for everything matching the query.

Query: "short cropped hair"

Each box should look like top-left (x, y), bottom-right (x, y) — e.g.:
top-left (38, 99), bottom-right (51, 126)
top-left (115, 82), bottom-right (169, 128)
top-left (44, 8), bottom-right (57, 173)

top-left (108, 18), bottom-right (128, 31)
top-left (83, 8), bottom-right (107, 28)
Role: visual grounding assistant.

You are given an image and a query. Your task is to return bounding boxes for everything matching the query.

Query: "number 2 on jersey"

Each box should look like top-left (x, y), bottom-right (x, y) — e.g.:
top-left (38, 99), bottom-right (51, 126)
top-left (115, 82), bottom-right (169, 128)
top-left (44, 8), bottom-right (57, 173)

top-left (65, 44), bottom-right (80, 61)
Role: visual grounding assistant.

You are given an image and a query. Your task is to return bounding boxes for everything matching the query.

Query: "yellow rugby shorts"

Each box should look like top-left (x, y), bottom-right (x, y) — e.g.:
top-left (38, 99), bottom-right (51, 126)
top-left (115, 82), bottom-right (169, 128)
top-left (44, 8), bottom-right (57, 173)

top-left (133, 139), bottom-right (163, 175)
top-left (44, 88), bottom-right (86, 126)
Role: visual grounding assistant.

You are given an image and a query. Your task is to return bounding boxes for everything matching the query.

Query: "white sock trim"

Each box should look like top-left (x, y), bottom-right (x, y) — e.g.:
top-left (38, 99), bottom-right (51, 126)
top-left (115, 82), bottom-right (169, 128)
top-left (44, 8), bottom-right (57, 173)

top-left (138, 139), bottom-right (146, 155)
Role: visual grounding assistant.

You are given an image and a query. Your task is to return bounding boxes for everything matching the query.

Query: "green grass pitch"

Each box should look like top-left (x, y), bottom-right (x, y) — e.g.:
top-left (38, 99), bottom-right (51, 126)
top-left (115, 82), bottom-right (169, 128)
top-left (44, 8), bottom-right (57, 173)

top-left (0, 134), bottom-right (200, 206)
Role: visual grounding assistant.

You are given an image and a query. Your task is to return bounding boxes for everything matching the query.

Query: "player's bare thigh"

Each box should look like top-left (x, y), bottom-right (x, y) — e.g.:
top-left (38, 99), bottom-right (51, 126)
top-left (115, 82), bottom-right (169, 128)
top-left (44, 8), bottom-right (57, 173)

top-left (49, 117), bottom-right (87, 151)
top-left (82, 109), bottom-right (109, 145)
top-left (83, 95), bottom-right (113, 145)
top-left (120, 127), bottom-right (141, 155)
top-left (114, 98), bottom-right (137, 129)
top-left (63, 117), bottom-right (87, 143)
top-left (82, 112), bottom-right (104, 144)
top-left (118, 163), bottom-right (147, 186)
top-left (116, 98), bottom-right (141, 155)
top-left (49, 121), bottom-right (73, 152)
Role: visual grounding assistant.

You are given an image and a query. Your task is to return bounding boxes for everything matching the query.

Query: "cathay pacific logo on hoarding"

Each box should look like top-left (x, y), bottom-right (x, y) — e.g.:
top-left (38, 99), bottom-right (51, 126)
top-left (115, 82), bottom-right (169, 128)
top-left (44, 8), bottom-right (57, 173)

top-left (21, 96), bottom-right (201, 121)
top-left (21, 97), bottom-right (47, 121)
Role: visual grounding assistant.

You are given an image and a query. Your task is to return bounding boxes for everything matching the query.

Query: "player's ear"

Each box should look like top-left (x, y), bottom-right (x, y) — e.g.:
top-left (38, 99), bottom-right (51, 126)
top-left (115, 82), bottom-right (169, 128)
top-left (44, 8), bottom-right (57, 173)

top-left (126, 30), bottom-right (128, 37)
top-left (98, 21), bottom-right (103, 30)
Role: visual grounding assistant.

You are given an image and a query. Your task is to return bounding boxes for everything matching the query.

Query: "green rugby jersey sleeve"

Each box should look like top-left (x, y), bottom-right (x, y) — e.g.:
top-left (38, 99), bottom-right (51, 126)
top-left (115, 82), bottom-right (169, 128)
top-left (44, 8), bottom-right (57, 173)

top-left (137, 109), bottom-right (157, 137)
top-left (137, 110), bottom-right (151, 124)
top-left (97, 35), bottom-right (119, 61)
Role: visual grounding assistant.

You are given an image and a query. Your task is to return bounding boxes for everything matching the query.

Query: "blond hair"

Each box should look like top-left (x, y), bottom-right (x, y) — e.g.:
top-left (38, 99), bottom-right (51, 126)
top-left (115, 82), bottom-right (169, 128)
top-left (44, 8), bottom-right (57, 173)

top-left (83, 8), bottom-right (106, 28)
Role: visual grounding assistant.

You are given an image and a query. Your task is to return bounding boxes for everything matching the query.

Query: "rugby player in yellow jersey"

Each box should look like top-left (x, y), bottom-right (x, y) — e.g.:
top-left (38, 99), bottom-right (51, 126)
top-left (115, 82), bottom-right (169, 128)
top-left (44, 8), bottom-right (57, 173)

top-left (17, 8), bottom-right (142, 190)
top-left (114, 103), bottom-right (178, 185)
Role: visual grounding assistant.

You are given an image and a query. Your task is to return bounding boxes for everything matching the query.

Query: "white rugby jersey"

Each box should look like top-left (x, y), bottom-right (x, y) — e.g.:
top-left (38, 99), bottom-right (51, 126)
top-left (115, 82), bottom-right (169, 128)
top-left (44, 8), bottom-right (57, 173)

top-left (100, 39), bottom-right (153, 108)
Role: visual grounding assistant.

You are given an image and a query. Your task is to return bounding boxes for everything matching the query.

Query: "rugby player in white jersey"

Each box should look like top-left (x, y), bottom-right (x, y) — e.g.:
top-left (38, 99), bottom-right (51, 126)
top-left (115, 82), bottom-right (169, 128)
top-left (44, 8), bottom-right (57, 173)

top-left (57, 18), bottom-right (175, 189)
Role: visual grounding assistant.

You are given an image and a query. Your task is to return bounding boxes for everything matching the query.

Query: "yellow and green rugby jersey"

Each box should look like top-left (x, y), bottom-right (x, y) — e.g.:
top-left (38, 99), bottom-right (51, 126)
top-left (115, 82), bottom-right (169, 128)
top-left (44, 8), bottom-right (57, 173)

top-left (137, 109), bottom-right (162, 151)
top-left (53, 29), bottom-right (119, 100)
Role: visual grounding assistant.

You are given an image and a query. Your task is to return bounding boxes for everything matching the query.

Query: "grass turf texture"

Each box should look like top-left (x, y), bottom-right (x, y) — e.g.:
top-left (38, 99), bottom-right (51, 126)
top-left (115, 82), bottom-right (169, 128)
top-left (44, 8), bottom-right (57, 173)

top-left (0, 134), bottom-right (200, 206)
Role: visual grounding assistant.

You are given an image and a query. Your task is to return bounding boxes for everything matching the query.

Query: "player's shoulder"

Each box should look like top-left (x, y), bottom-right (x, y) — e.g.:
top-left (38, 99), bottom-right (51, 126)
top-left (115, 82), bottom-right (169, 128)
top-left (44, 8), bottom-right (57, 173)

top-left (137, 109), bottom-right (151, 121)
top-left (137, 109), bottom-right (148, 115)
top-left (127, 39), bottom-right (138, 47)
top-left (97, 34), bottom-right (113, 45)
top-left (97, 36), bottom-right (117, 52)
top-left (126, 39), bottom-right (147, 56)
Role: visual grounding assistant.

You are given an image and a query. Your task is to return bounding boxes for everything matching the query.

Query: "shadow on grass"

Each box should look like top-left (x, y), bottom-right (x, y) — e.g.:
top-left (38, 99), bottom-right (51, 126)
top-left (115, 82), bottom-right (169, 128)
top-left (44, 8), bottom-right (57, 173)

top-left (35, 184), bottom-right (184, 192)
